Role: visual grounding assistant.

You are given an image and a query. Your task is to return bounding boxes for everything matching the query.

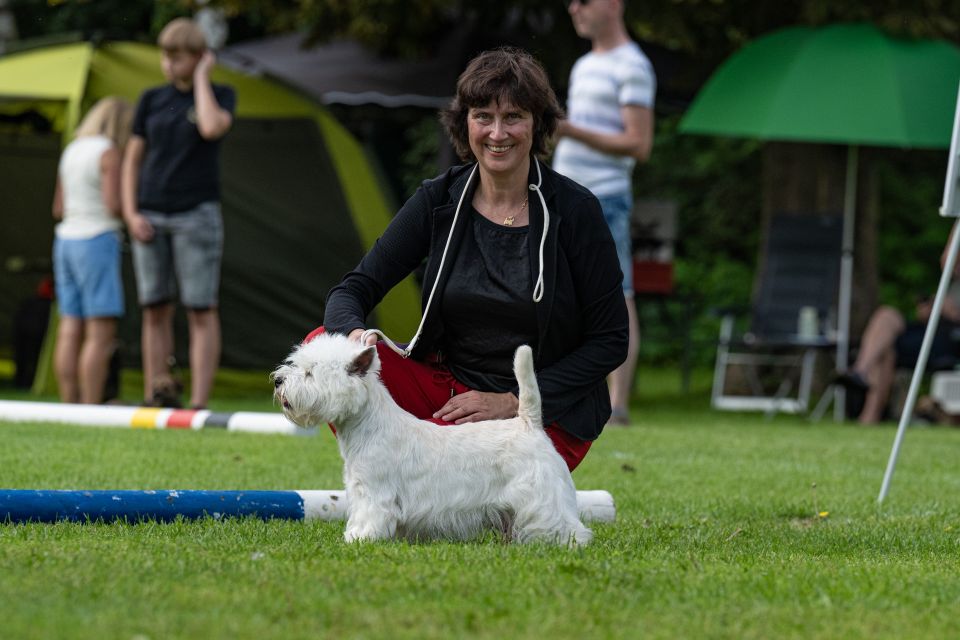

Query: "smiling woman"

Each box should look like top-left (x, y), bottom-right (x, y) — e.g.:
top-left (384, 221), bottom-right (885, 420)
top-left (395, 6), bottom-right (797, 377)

top-left (313, 47), bottom-right (630, 473)
top-left (466, 103), bottom-right (534, 216)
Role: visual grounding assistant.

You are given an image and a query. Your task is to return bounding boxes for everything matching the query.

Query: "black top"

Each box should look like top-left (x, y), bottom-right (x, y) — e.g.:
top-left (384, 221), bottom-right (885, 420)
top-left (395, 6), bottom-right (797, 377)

top-left (132, 83), bottom-right (237, 213)
top-left (324, 160), bottom-right (628, 441)
top-left (442, 207), bottom-right (538, 391)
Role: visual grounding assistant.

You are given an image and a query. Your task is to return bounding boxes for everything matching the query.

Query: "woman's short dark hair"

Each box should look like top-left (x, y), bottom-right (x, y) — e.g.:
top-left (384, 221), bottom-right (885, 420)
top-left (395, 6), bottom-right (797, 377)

top-left (441, 47), bottom-right (564, 162)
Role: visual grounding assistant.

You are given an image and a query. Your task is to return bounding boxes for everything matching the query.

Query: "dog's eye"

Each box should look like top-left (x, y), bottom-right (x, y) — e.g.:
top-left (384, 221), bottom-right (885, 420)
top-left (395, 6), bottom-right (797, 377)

top-left (305, 371), bottom-right (312, 378)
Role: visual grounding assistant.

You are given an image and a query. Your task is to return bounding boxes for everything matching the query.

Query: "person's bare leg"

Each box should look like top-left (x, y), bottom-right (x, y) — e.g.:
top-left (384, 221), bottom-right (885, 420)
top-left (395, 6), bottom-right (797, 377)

top-left (141, 303), bottom-right (175, 402)
top-left (608, 296), bottom-right (639, 422)
top-left (78, 317), bottom-right (117, 404)
top-left (851, 306), bottom-right (906, 375)
top-left (54, 316), bottom-right (83, 403)
top-left (859, 345), bottom-right (897, 424)
top-left (186, 307), bottom-right (220, 408)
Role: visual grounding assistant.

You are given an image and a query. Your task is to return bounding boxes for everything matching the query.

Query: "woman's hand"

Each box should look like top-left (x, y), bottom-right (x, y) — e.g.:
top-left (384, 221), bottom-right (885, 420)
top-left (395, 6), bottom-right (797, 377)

top-left (347, 328), bottom-right (378, 346)
top-left (433, 390), bottom-right (519, 424)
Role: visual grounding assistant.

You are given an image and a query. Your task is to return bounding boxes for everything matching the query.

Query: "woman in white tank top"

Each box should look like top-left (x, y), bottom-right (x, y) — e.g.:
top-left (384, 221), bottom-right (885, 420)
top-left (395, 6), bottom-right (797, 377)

top-left (51, 97), bottom-right (133, 404)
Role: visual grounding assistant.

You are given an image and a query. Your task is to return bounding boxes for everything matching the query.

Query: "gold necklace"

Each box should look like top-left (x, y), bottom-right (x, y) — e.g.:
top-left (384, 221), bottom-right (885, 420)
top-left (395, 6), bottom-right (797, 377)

top-left (503, 198), bottom-right (528, 226)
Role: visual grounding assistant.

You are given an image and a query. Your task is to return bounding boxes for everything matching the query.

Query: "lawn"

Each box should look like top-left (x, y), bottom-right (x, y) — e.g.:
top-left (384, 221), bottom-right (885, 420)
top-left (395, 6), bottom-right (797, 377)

top-left (2, 366), bottom-right (960, 639)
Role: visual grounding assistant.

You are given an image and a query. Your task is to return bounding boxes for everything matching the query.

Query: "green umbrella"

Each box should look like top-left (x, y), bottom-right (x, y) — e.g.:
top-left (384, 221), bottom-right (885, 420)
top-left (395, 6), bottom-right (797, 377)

top-left (680, 22), bottom-right (960, 148)
top-left (680, 22), bottom-right (960, 420)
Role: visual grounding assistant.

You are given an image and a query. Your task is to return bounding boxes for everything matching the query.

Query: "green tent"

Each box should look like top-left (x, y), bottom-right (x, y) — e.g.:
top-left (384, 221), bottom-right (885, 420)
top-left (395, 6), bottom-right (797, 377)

top-left (0, 41), bottom-right (420, 378)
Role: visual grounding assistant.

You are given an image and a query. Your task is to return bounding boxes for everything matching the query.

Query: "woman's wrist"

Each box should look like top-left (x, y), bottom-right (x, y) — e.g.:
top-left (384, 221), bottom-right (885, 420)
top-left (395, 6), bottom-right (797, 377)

top-left (506, 392), bottom-right (519, 417)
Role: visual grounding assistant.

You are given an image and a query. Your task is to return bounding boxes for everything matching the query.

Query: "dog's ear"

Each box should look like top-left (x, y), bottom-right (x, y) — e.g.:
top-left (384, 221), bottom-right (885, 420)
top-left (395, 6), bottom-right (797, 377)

top-left (347, 346), bottom-right (377, 377)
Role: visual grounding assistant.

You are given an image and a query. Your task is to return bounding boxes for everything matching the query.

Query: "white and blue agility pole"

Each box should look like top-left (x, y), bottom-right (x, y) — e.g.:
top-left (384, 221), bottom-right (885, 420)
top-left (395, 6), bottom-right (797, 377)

top-left (0, 490), bottom-right (616, 524)
top-left (878, 81), bottom-right (960, 503)
top-left (0, 490), bottom-right (347, 523)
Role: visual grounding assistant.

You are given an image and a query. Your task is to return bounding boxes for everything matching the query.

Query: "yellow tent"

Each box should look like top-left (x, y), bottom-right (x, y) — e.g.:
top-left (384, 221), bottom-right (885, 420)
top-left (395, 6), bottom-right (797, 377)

top-left (0, 41), bottom-right (420, 387)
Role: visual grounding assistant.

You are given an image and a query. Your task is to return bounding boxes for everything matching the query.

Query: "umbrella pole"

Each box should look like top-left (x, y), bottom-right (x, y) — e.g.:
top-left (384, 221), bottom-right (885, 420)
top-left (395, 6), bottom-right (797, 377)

top-left (834, 145), bottom-right (858, 421)
top-left (878, 223), bottom-right (960, 503)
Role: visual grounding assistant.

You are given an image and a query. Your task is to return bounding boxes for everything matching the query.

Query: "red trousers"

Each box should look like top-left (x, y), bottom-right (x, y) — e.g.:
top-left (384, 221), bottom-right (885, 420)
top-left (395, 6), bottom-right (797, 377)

top-left (304, 327), bottom-right (591, 471)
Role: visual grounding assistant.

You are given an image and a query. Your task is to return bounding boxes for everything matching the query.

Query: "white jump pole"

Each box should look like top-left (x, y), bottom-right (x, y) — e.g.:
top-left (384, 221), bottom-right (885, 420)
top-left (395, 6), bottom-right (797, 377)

top-left (877, 226), bottom-right (960, 502)
top-left (0, 400), bottom-right (308, 435)
top-left (878, 80), bottom-right (960, 504)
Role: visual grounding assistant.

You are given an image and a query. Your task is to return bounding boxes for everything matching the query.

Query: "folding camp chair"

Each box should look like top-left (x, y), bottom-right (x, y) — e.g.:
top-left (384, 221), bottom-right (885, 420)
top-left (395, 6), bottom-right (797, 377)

top-left (711, 213), bottom-right (843, 414)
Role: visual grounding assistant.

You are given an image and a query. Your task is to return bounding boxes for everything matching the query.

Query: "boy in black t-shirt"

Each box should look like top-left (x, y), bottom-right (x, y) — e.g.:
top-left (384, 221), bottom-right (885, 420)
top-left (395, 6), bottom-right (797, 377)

top-left (121, 17), bottom-right (236, 409)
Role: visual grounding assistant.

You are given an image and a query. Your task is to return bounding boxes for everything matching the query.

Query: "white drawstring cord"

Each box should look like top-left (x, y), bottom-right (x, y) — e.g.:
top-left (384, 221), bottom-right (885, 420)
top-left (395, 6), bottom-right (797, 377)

top-left (529, 159), bottom-right (548, 303)
top-left (359, 328), bottom-right (408, 355)
top-left (365, 158), bottom-right (550, 356)
top-left (376, 163), bottom-right (479, 358)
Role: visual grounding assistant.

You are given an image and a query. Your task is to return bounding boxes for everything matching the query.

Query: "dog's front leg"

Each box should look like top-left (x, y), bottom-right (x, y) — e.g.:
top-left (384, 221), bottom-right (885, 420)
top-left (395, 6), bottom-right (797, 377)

top-left (343, 482), bottom-right (399, 543)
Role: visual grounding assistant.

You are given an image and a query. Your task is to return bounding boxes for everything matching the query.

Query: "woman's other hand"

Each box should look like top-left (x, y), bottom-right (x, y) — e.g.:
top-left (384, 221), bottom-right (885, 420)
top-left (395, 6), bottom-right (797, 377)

top-left (433, 390), bottom-right (519, 424)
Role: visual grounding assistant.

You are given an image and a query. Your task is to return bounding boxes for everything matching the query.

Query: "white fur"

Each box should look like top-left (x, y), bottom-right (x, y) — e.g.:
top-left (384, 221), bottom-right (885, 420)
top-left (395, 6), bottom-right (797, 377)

top-left (272, 333), bottom-right (592, 546)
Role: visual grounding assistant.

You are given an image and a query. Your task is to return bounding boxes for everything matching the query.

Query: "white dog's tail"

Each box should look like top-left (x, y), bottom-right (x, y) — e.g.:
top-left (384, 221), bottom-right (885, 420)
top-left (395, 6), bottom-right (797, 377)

top-left (513, 345), bottom-right (542, 429)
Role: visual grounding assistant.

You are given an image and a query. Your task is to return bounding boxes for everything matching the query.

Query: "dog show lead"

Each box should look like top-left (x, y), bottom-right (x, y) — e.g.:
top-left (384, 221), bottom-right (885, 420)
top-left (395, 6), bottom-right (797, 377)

top-left (315, 47), bottom-right (629, 473)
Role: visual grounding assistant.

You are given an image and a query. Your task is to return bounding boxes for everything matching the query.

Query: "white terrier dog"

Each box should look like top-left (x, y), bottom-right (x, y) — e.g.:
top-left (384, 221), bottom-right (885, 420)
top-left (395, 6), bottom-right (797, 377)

top-left (273, 333), bottom-right (592, 546)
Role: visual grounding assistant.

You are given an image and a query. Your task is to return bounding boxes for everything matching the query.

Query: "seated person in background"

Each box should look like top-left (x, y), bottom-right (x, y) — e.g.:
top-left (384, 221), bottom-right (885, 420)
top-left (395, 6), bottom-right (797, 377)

top-left (840, 223), bottom-right (960, 424)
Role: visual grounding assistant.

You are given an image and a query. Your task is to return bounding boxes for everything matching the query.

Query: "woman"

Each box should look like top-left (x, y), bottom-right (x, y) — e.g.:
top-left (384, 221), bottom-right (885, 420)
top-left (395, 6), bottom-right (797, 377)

top-left (52, 97), bottom-right (133, 404)
top-left (314, 48), bottom-right (628, 470)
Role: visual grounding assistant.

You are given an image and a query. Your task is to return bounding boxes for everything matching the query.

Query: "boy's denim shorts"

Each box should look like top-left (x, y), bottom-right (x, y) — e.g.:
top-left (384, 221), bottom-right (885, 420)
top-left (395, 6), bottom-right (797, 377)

top-left (596, 192), bottom-right (634, 297)
top-left (131, 201), bottom-right (223, 309)
top-left (53, 230), bottom-right (124, 318)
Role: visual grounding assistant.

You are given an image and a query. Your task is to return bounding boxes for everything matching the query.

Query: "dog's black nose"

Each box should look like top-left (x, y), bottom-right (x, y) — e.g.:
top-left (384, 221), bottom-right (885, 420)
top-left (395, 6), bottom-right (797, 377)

top-left (273, 376), bottom-right (283, 388)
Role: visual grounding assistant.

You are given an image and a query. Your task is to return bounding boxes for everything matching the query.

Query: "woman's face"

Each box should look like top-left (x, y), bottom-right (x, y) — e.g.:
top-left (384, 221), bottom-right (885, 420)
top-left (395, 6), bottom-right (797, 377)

top-left (467, 100), bottom-right (534, 178)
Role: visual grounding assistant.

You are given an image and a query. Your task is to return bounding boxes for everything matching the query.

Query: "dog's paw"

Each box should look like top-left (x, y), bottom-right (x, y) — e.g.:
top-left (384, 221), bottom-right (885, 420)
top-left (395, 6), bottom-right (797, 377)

top-left (344, 518), bottom-right (395, 543)
top-left (343, 529), bottom-right (365, 543)
top-left (343, 527), bottom-right (383, 543)
top-left (569, 526), bottom-right (593, 547)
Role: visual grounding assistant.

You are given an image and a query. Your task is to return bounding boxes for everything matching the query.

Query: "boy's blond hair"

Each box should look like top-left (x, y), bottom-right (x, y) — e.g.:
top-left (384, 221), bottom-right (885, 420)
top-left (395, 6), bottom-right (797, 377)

top-left (157, 17), bottom-right (207, 54)
top-left (74, 97), bottom-right (134, 150)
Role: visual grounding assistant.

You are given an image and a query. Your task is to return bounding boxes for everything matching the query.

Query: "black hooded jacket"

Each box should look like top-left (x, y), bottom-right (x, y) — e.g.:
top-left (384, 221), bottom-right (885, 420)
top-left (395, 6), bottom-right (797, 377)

top-left (324, 159), bottom-right (628, 441)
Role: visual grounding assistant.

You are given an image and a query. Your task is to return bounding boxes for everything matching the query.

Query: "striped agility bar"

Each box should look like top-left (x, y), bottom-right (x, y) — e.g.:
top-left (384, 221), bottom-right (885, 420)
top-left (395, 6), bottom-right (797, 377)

top-left (0, 490), bottom-right (615, 524)
top-left (0, 490), bottom-right (345, 523)
top-left (0, 400), bottom-right (308, 435)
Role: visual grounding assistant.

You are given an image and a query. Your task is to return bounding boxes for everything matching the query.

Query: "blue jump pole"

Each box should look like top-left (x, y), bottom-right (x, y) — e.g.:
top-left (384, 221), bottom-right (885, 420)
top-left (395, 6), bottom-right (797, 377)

top-left (0, 490), bottom-right (347, 524)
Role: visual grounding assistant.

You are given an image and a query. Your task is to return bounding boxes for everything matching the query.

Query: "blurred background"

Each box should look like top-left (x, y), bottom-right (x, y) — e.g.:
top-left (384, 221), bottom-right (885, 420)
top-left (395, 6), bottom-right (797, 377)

top-left (1, 0), bottom-right (958, 397)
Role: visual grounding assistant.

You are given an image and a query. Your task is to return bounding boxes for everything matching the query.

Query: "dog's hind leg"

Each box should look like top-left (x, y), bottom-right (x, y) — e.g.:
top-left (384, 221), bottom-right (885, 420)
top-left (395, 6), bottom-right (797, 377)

top-left (508, 471), bottom-right (593, 546)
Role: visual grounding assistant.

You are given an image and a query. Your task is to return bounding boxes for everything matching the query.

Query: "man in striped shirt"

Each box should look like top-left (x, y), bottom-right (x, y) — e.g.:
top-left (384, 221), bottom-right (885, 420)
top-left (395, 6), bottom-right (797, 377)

top-left (553, 0), bottom-right (656, 427)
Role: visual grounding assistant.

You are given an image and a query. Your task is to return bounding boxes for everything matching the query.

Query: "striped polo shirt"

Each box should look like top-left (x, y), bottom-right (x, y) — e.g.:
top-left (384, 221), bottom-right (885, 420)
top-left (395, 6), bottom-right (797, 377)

top-left (553, 41), bottom-right (656, 197)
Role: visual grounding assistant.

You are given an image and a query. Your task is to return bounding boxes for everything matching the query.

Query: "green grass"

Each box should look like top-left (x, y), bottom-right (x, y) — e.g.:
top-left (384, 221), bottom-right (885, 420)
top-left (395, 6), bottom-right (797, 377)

top-left (3, 367), bottom-right (960, 639)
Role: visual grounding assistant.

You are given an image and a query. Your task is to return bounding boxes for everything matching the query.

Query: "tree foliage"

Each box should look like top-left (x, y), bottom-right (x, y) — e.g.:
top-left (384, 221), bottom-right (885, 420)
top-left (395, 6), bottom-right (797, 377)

top-left (214, 0), bottom-right (960, 60)
top-left (13, 0), bottom-right (960, 76)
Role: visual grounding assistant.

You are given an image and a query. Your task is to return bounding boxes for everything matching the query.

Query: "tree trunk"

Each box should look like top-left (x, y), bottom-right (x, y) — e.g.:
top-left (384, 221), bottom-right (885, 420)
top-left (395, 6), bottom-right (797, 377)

top-left (759, 142), bottom-right (879, 339)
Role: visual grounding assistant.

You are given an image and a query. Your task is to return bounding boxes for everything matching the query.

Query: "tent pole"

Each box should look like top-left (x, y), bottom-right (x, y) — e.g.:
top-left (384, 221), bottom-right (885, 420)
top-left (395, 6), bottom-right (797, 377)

top-left (834, 145), bottom-right (858, 421)
top-left (878, 223), bottom-right (960, 503)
